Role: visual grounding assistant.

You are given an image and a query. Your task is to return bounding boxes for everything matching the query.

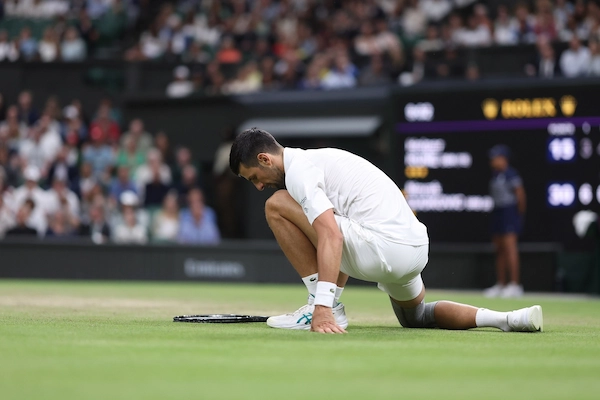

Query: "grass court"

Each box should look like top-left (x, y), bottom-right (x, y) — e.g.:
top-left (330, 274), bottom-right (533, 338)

top-left (1, 280), bottom-right (599, 400)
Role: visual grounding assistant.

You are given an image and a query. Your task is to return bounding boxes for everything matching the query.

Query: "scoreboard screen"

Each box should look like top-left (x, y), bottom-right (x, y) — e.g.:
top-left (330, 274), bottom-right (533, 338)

top-left (395, 83), bottom-right (600, 249)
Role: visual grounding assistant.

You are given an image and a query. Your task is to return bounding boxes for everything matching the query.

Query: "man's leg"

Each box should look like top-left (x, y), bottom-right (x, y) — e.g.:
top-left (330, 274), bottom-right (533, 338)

top-left (264, 190), bottom-right (348, 329)
top-left (390, 286), bottom-right (542, 332)
top-left (504, 233), bottom-right (520, 284)
top-left (493, 235), bottom-right (507, 285)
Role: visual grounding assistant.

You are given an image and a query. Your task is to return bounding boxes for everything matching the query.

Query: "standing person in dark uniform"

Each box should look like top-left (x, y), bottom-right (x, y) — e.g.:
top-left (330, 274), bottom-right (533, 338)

top-left (484, 145), bottom-right (527, 298)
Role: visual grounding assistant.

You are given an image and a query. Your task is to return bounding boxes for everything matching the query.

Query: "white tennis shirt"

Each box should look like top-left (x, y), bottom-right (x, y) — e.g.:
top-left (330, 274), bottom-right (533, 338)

top-left (283, 147), bottom-right (429, 246)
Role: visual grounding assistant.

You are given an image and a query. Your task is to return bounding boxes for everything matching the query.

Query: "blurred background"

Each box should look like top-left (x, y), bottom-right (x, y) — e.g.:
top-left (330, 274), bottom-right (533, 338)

top-left (0, 0), bottom-right (598, 293)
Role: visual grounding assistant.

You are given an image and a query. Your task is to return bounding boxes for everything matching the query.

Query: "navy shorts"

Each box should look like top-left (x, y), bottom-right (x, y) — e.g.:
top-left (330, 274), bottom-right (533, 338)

top-left (491, 205), bottom-right (522, 235)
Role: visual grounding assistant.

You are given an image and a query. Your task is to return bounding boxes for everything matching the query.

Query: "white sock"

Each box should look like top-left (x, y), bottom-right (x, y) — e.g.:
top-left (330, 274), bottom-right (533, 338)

top-left (334, 286), bottom-right (344, 305)
top-left (302, 273), bottom-right (318, 304)
top-left (476, 308), bottom-right (510, 332)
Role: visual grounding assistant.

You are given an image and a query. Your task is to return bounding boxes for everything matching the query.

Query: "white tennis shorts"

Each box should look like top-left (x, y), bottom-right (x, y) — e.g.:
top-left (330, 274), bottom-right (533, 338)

top-left (335, 215), bottom-right (428, 301)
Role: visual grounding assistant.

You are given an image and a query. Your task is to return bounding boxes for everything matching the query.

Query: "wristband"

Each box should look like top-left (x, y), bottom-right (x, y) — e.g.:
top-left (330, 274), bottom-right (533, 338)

top-left (314, 281), bottom-right (336, 308)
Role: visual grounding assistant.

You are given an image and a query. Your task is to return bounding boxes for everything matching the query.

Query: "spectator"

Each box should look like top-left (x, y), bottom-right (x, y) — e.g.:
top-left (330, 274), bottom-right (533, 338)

top-left (0, 190), bottom-right (15, 239)
top-left (47, 146), bottom-right (79, 191)
top-left (453, 14), bottom-right (492, 47)
top-left (78, 204), bottom-right (111, 244)
top-left (17, 27), bottom-right (38, 61)
top-left (82, 126), bottom-right (115, 184)
top-left (0, 29), bottom-right (19, 62)
top-left (46, 209), bottom-right (78, 239)
top-left (143, 163), bottom-right (171, 207)
top-left (177, 189), bottom-right (220, 245)
top-left (401, 0), bottom-right (428, 40)
top-left (61, 26), bottom-right (87, 62)
top-left (560, 36), bottom-right (591, 77)
top-left (298, 56), bottom-right (325, 90)
top-left (154, 131), bottom-right (175, 168)
top-left (216, 36), bottom-right (242, 65)
top-left (223, 61), bottom-right (262, 94)
top-left (166, 65), bottom-right (195, 98)
top-left (74, 161), bottom-right (96, 202)
top-left (554, 0), bottom-right (574, 34)
top-left (38, 28), bottom-right (60, 62)
top-left (0, 105), bottom-right (28, 149)
top-left (417, 24), bottom-right (444, 52)
top-left (494, 5), bottom-right (519, 45)
top-left (89, 104), bottom-right (121, 145)
top-left (19, 115), bottom-right (62, 176)
top-left (116, 135), bottom-right (146, 178)
top-left (46, 176), bottom-right (80, 220)
top-left (17, 90), bottom-right (39, 126)
top-left (526, 38), bottom-right (560, 78)
top-left (175, 164), bottom-right (200, 206)
top-left (11, 166), bottom-right (50, 235)
top-left (354, 21), bottom-right (380, 59)
top-left (589, 39), bottom-right (600, 76)
top-left (112, 191), bottom-right (148, 244)
top-left (465, 63), bottom-right (481, 81)
top-left (4, 201), bottom-right (38, 238)
top-left (134, 148), bottom-right (172, 199)
top-left (120, 118), bottom-right (153, 154)
top-left (109, 165), bottom-right (137, 206)
top-left (321, 52), bottom-right (358, 90)
top-left (420, 0), bottom-right (452, 23)
top-left (151, 190), bottom-right (180, 242)
top-left (139, 23), bottom-right (167, 60)
top-left (172, 146), bottom-right (194, 186)
top-left (513, 3), bottom-right (537, 44)
top-left (60, 105), bottom-right (88, 146)
top-left (77, 10), bottom-right (99, 54)
top-left (398, 46), bottom-right (434, 86)
top-left (359, 54), bottom-right (392, 86)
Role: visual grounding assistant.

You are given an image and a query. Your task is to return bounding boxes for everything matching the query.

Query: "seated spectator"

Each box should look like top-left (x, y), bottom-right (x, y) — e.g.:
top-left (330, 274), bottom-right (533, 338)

top-left (12, 165), bottom-right (50, 235)
top-left (420, 0), bottom-right (452, 23)
top-left (494, 5), bottom-right (519, 45)
top-left (171, 146), bottom-right (194, 186)
top-left (17, 90), bottom-right (39, 127)
top-left (47, 146), bottom-right (79, 191)
top-left (0, 105), bottom-right (28, 150)
top-left (82, 127), bottom-right (115, 185)
top-left (61, 26), bottom-right (87, 62)
top-left (154, 131), bottom-right (175, 168)
top-left (74, 161), bottom-right (96, 200)
top-left (400, 0), bottom-right (427, 40)
top-left (135, 148), bottom-right (172, 199)
top-left (17, 27), bottom-right (38, 61)
top-left (354, 21), bottom-right (380, 59)
top-left (89, 104), bottom-right (121, 145)
top-left (120, 118), bottom-right (153, 154)
top-left (176, 164), bottom-right (202, 206)
top-left (4, 201), bottom-right (38, 238)
top-left (111, 191), bottom-right (148, 244)
top-left (151, 191), bottom-right (180, 242)
top-left (359, 54), bottom-right (392, 86)
top-left (298, 57), bottom-right (325, 90)
top-left (554, 0), bottom-right (574, 34)
top-left (78, 204), bottom-right (111, 244)
top-left (417, 25), bottom-right (444, 52)
top-left (139, 24), bottom-right (167, 60)
top-left (560, 36), bottom-right (591, 77)
top-left (453, 14), bottom-right (492, 47)
top-left (0, 191), bottom-right (15, 239)
top-left (533, 4), bottom-right (558, 42)
top-left (38, 28), bottom-right (60, 62)
top-left (216, 36), bottom-right (242, 65)
top-left (0, 29), bottom-right (19, 62)
top-left (166, 66), bottom-right (195, 98)
top-left (144, 164), bottom-right (171, 207)
top-left (116, 135), bottom-right (146, 178)
top-left (61, 105), bottom-right (88, 146)
top-left (526, 38), bottom-right (560, 78)
top-left (109, 166), bottom-right (137, 206)
top-left (224, 61), bottom-right (262, 94)
top-left (513, 3), bottom-right (537, 44)
top-left (46, 210), bottom-right (78, 239)
top-left (46, 176), bottom-right (80, 221)
top-left (321, 53), bottom-right (358, 90)
top-left (177, 189), bottom-right (220, 245)
top-left (588, 38), bottom-right (600, 76)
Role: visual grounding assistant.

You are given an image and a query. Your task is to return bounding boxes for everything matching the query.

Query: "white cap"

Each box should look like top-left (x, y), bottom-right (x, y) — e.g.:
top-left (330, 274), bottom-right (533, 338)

top-left (23, 165), bottom-right (41, 182)
top-left (63, 105), bottom-right (79, 120)
top-left (120, 190), bottom-right (139, 207)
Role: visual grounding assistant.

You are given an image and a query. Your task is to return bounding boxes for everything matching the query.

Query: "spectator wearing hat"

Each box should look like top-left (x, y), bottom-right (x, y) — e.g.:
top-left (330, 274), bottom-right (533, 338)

top-left (111, 190), bottom-right (148, 244)
top-left (11, 165), bottom-right (51, 235)
top-left (166, 65), bottom-right (195, 98)
top-left (483, 145), bottom-right (526, 299)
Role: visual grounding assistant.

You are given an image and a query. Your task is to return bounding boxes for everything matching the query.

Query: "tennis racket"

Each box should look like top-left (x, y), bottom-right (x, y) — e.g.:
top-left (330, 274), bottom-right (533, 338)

top-left (173, 314), bottom-right (270, 323)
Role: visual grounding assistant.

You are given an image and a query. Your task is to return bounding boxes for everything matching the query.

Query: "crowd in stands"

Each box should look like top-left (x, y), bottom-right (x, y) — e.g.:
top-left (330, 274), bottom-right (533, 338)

top-left (0, 90), bottom-right (221, 245)
top-left (2, 1), bottom-right (600, 92)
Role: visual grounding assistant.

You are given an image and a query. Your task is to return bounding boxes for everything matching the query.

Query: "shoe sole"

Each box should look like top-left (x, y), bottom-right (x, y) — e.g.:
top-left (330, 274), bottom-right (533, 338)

top-left (529, 305), bottom-right (543, 332)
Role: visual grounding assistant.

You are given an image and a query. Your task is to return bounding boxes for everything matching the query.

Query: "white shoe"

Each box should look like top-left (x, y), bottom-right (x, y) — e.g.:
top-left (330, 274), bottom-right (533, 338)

top-left (501, 283), bottom-right (524, 298)
top-left (266, 302), bottom-right (349, 330)
top-left (483, 284), bottom-right (505, 298)
top-left (507, 305), bottom-right (543, 332)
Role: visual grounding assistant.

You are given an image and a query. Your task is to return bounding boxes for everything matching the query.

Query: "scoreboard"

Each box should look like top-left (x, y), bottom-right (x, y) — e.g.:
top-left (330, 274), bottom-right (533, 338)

top-left (394, 83), bottom-right (600, 249)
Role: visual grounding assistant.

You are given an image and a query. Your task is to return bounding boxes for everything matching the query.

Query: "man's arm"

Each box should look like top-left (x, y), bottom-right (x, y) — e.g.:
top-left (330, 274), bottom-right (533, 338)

top-left (311, 209), bottom-right (346, 334)
top-left (515, 185), bottom-right (526, 215)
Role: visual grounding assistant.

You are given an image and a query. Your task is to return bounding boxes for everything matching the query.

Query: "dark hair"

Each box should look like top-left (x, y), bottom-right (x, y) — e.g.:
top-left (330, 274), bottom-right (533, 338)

top-left (229, 127), bottom-right (281, 175)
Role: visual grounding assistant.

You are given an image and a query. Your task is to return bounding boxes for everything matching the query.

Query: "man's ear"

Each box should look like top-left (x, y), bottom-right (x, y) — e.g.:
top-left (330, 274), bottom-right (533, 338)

top-left (257, 153), bottom-right (271, 166)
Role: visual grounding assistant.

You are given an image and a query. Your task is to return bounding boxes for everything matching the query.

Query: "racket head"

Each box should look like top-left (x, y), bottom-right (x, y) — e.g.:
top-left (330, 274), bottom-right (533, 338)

top-left (173, 314), bottom-right (270, 323)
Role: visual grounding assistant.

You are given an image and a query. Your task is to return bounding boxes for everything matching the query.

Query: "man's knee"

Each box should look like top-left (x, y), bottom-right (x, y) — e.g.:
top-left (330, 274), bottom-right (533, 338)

top-left (265, 190), bottom-right (290, 222)
top-left (390, 298), bottom-right (438, 328)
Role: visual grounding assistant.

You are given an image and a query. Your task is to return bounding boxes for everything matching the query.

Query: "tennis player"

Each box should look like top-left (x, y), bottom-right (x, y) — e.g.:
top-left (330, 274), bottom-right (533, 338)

top-left (229, 128), bottom-right (543, 334)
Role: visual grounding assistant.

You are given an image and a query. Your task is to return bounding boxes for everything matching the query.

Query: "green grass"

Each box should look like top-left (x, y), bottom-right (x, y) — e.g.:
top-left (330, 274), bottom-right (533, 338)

top-left (1, 280), bottom-right (599, 400)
